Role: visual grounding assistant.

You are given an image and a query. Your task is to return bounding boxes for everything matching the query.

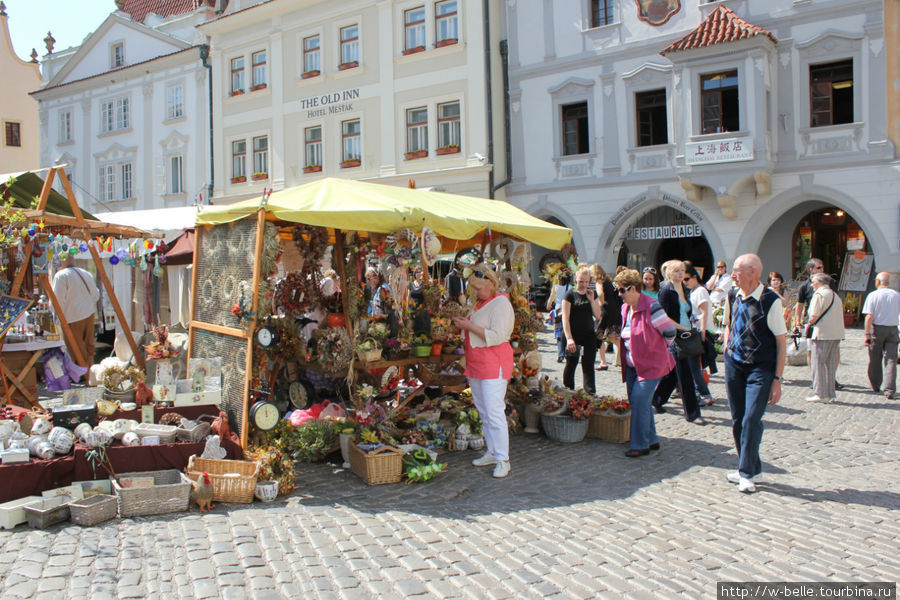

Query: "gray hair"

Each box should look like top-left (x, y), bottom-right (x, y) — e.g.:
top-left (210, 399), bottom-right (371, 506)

top-left (811, 273), bottom-right (832, 286)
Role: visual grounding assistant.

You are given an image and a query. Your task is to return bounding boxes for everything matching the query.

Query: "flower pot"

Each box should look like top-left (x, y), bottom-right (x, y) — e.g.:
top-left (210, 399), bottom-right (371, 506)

top-left (304, 165), bottom-right (322, 173)
top-left (327, 313), bottom-right (346, 328)
top-left (430, 343), bottom-right (443, 356)
top-left (301, 70), bottom-right (320, 79)
top-left (436, 146), bottom-right (460, 155)
top-left (231, 176), bottom-right (246, 183)
top-left (435, 38), bottom-right (457, 48)
top-left (405, 150), bottom-right (427, 160)
top-left (254, 480), bottom-right (279, 502)
top-left (339, 432), bottom-right (353, 468)
top-left (402, 46), bottom-right (425, 56)
top-left (250, 83), bottom-right (267, 91)
top-left (843, 313), bottom-right (855, 327)
top-left (341, 159), bottom-right (361, 169)
top-left (251, 174), bottom-right (268, 181)
top-left (524, 404), bottom-right (541, 434)
top-left (338, 61), bottom-right (358, 71)
top-left (413, 345), bottom-right (431, 358)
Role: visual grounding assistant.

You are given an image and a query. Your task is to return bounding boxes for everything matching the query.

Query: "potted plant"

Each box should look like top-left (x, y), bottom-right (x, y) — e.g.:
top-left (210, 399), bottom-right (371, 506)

top-left (405, 149), bottom-right (428, 160)
top-left (842, 292), bottom-right (859, 327)
top-left (540, 389), bottom-right (593, 443)
top-left (412, 333), bottom-right (432, 358)
top-left (436, 144), bottom-right (460, 155)
top-left (304, 164), bottom-right (322, 173)
top-left (251, 172), bottom-right (268, 181)
top-left (587, 395), bottom-right (631, 443)
top-left (402, 45), bottom-right (426, 56)
top-left (230, 89), bottom-right (244, 96)
top-left (250, 83), bottom-right (268, 91)
top-left (383, 338), bottom-right (406, 360)
top-left (301, 70), bottom-right (320, 79)
top-left (231, 175), bottom-right (247, 183)
top-left (338, 60), bottom-right (359, 71)
top-left (341, 158), bottom-right (361, 168)
top-left (435, 38), bottom-right (457, 48)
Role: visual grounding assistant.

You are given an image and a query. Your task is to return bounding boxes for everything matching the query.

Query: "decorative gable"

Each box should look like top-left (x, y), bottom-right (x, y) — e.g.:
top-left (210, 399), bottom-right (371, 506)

top-left (660, 6), bottom-right (777, 56)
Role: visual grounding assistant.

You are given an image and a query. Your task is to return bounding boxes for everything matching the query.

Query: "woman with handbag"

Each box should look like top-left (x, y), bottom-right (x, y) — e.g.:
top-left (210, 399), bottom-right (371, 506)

top-left (651, 260), bottom-right (705, 424)
top-left (806, 273), bottom-right (844, 403)
top-left (615, 269), bottom-right (676, 457)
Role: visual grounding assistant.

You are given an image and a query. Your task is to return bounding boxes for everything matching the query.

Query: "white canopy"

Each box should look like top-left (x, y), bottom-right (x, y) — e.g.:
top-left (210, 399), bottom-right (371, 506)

top-left (94, 206), bottom-right (198, 238)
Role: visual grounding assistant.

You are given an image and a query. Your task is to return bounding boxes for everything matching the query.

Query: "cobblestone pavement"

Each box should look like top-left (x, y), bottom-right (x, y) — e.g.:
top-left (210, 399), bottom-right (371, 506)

top-left (1, 328), bottom-right (897, 599)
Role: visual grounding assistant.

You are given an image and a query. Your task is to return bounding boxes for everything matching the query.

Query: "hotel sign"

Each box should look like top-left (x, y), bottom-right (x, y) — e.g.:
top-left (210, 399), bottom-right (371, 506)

top-left (685, 138), bottom-right (754, 165)
top-left (300, 88), bottom-right (360, 119)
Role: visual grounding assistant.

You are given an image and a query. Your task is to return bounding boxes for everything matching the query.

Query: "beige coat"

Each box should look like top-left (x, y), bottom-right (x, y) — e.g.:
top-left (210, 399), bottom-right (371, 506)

top-left (809, 287), bottom-right (845, 340)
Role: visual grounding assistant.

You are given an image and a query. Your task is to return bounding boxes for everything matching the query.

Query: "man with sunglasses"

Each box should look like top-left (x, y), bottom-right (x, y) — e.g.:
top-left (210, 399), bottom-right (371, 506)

top-left (706, 261), bottom-right (733, 307)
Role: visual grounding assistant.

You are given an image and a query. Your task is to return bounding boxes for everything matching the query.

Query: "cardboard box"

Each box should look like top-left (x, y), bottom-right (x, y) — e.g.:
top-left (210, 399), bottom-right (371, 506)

top-left (52, 404), bottom-right (97, 429)
top-left (0, 496), bottom-right (42, 529)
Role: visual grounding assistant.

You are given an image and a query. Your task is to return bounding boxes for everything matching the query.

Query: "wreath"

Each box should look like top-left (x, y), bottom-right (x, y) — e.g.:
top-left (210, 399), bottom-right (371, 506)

top-left (314, 327), bottom-right (353, 375)
top-left (292, 225), bottom-right (329, 269)
top-left (272, 272), bottom-right (317, 316)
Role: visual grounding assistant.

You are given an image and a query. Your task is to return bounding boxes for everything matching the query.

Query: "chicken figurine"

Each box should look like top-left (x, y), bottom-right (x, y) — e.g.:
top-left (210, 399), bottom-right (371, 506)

top-left (190, 471), bottom-right (215, 513)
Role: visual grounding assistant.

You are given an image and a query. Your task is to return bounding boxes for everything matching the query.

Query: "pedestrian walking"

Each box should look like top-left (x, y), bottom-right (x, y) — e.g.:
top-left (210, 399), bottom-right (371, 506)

top-left (615, 269), bottom-right (676, 458)
top-left (684, 266), bottom-right (715, 405)
top-left (545, 270), bottom-right (572, 363)
top-left (862, 272), bottom-right (900, 399)
top-left (591, 263), bottom-right (621, 371)
top-left (652, 260), bottom-right (705, 424)
top-left (805, 274), bottom-right (844, 404)
top-left (793, 258), bottom-right (842, 390)
top-left (723, 254), bottom-right (787, 493)
top-left (452, 266), bottom-right (515, 479)
top-left (561, 266), bottom-right (603, 394)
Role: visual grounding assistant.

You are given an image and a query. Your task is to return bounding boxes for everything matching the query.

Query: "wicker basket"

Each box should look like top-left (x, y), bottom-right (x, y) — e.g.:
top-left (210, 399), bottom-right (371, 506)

top-left (176, 420), bottom-right (211, 443)
top-left (24, 497), bottom-right (71, 529)
top-left (349, 442), bottom-right (404, 485)
top-left (69, 494), bottom-right (118, 526)
top-left (587, 412), bottom-right (631, 443)
top-left (111, 469), bottom-right (192, 517)
top-left (540, 414), bottom-right (589, 443)
top-left (134, 423), bottom-right (178, 444)
top-left (186, 455), bottom-right (260, 504)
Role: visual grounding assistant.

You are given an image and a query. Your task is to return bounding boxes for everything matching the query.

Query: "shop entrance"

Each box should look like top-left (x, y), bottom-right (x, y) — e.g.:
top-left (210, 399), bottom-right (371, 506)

top-left (791, 207), bottom-right (870, 281)
top-left (616, 206), bottom-right (714, 279)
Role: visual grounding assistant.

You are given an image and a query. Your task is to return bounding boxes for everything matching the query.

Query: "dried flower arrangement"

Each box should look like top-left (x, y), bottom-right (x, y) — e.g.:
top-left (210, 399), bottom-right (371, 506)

top-left (144, 325), bottom-right (179, 360)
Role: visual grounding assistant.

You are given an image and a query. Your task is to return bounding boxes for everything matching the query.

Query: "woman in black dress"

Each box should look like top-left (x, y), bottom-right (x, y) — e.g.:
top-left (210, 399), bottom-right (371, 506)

top-left (591, 264), bottom-right (621, 370)
top-left (561, 266), bottom-right (603, 394)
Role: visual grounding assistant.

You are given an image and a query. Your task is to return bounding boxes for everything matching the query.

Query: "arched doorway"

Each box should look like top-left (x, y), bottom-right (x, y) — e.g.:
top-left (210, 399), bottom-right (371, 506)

top-left (791, 207), bottom-right (870, 282)
top-left (616, 206), bottom-right (714, 279)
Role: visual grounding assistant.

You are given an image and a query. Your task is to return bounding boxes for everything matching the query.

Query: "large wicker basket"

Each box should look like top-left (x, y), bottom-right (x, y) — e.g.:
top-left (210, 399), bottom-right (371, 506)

top-left (69, 494), bottom-right (118, 526)
top-left (541, 414), bottom-right (589, 443)
top-left (349, 443), bottom-right (404, 485)
top-left (186, 455), bottom-right (260, 504)
top-left (587, 412), bottom-right (630, 443)
top-left (111, 469), bottom-right (192, 517)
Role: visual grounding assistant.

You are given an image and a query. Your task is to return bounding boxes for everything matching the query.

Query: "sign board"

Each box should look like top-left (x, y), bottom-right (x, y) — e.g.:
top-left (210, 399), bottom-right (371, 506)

top-left (838, 252), bottom-right (873, 292)
top-left (685, 138), bottom-right (754, 165)
top-left (626, 224), bottom-right (702, 241)
top-left (0, 295), bottom-right (34, 337)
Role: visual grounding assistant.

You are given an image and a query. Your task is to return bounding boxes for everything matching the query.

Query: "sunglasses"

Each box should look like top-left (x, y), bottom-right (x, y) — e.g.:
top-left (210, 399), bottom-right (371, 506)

top-left (471, 270), bottom-right (488, 280)
top-left (617, 285), bottom-right (633, 295)
top-left (642, 267), bottom-right (657, 274)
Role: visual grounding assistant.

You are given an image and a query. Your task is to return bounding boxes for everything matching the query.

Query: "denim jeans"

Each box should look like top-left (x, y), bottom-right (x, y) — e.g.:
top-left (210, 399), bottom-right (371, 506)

top-left (625, 365), bottom-right (661, 451)
top-left (724, 357), bottom-right (775, 479)
top-left (689, 353), bottom-right (711, 398)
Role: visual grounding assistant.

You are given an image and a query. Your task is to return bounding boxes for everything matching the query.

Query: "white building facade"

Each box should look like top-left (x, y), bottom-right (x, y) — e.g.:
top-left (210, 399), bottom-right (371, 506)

top-left (199, 0), bottom-right (507, 203)
top-left (31, 4), bottom-right (214, 215)
top-left (506, 0), bottom-right (899, 282)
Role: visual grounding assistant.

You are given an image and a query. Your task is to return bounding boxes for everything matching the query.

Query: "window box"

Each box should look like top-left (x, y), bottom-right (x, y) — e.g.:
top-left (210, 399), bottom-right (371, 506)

top-left (402, 46), bottom-right (426, 56)
top-left (231, 89), bottom-right (244, 97)
top-left (250, 83), bottom-right (268, 92)
top-left (405, 150), bottom-right (428, 160)
top-left (338, 61), bottom-right (359, 71)
top-left (435, 38), bottom-right (458, 48)
top-left (251, 172), bottom-right (268, 181)
top-left (436, 145), bottom-right (460, 155)
top-left (341, 159), bottom-right (361, 168)
top-left (301, 70), bottom-right (320, 80)
top-left (303, 165), bottom-right (322, 174)
top-left (231, 176), bottom-right (247, 184)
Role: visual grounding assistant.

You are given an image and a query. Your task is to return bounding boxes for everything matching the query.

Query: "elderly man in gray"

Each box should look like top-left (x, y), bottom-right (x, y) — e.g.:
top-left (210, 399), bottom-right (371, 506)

top-left (862, 272), bottom-right (900, 399)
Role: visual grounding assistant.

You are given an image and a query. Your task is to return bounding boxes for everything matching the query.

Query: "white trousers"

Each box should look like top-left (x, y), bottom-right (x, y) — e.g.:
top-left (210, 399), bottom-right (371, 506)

top-left (469, 373), bottom-right (510, 461)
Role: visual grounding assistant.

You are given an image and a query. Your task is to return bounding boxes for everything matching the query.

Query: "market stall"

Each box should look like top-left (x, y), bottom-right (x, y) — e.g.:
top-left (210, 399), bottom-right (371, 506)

top-left (191, 177), bottom-right (573, 455)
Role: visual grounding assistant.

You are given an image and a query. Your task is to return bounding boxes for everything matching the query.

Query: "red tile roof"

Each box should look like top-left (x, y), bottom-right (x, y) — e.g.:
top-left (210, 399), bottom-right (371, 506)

top-left (660, 6), bottom-right (777, 56)
top-left (120, 0), bottom-right (214, 24)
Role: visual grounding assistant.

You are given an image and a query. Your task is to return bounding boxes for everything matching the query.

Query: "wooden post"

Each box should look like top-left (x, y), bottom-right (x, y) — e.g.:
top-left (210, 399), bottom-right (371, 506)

top-left (39, 273), bottom-right (86, 367)
top-left (240, 208), bottom-right (268, 448)
top-left (87, 241), bottom-right (144, 371)
top-left (10, 168), bottom-right (55, 297)
top-left (186, 226), bottom-right (202, 365)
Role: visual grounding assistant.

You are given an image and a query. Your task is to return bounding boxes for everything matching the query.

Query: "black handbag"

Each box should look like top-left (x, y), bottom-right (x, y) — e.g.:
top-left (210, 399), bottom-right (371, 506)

top-left (673, 329), bottom-right (704, 359)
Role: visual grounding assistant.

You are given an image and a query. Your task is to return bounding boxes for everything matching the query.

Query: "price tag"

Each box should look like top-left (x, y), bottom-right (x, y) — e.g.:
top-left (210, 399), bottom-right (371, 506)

top-left (141, 405), bottom-right (154, 424)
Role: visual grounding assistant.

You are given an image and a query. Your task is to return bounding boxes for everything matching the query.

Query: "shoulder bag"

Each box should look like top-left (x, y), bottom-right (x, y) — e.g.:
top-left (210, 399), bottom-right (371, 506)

top-left (804, 292), bottom-right (835, 338)
top-left (673, 329), bottom-right (704, 360)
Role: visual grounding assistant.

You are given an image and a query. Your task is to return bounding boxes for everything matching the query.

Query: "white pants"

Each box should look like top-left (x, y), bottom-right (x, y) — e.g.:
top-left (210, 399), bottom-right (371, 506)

top-left (469, 373), bottom-right (510, 462)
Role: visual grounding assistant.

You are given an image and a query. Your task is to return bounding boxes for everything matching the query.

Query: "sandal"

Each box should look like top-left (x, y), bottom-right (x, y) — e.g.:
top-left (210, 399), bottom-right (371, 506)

top-left (596, 365), bottom-right (609, 371)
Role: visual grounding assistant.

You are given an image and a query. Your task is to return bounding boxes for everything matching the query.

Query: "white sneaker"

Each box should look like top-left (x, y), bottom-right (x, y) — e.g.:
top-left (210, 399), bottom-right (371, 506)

top-left (492, 461), bottom-right (510, 478)
top-left (471, 453), bottom-right (497, 467)
top-left (738, 477), bottom-right (757, 493)
top-left (806, 395), bottom-right (830, 403)
top-left (726, 471), bottom-right (762, 484)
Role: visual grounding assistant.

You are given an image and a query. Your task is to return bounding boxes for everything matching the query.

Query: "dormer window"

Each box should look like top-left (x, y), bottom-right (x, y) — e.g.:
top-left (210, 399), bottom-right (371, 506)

top-left (700, 70), bottom-right (739, 134)
top-left (111, 42), bottom-right (125, 68)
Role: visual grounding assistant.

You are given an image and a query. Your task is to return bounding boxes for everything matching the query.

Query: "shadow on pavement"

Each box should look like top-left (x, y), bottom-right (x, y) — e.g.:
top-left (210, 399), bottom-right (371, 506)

top-left (761, 483), bottom-right (900, 510)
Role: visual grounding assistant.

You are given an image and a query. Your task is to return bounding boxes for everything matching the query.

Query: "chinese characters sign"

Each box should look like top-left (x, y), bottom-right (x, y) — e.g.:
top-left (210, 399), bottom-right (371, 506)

top-left (685, 138), bottom-right (754, 165)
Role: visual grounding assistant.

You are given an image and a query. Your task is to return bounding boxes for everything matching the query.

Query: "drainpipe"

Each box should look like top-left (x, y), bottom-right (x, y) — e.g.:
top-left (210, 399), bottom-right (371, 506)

top-left (483, 0), bottom-right (495, 198)
top-left (199, 44), bottom-right (214, 204)
top-left (491, 39), bottom-right (511, 197)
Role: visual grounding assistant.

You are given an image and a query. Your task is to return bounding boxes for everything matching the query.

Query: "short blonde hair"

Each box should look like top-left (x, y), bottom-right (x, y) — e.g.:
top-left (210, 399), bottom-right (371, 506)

top-left (469, 264), bottom-right (499, 292)
top-left (613, 269), bottom-right (641, 290)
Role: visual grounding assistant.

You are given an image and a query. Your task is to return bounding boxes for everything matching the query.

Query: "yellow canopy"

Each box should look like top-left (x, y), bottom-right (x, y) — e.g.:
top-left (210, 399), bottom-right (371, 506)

top-left (196, 178), bottom-right (571, 250)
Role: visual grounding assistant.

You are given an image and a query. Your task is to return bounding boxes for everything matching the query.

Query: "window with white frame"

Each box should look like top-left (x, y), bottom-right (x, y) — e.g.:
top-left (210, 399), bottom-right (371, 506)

top-left (253, 136), bottom-right (268, 176)
top-left (169, 155), bottom-right (184, 194)
top-left (58, 110), bottom-right (72, 143)
top-left (111, 42), bottom-right (125, 68)
top-left (590, 0), bottom-right (614, 27)
top-left (342, 119), bottom-right (361, 162)
top-left (435, 1), bottom-right (458, 45)
top-left (100, 97), bottom-right (129, 133)
top-left (166, 84), bottom-right (184, 120)
top-left (405, 7), bottom-right (426, 52)
top-left (810, 59), bottom-right (853, 127)
top-left (561, 102), bottom-right (589, 155)
top-left (406, 108), bottom-right (428, 153)
top-left (636, 89), bottom-right (668, 146)
top-left (305, 126), bottom-right (322, 168)
top-left (303, 35), bottom-right (321, 75)
top-left (231, 57), bottom-right (245, 94)
top-left (438, 101), bottom-right (460, 149)
top-left (340, 25), bottom-right (359, 67)
top-left (98, 162), bottom-right (133, 202)
top-left (232, 140), bottom-right (246, 180)
top-left (252, 51), bottom-right (267, 88)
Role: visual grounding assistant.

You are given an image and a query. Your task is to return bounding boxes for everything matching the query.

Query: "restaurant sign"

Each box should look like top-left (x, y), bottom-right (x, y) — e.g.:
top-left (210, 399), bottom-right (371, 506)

top-left (685, 138), bottom-right (753, 165)
top-left (626, 224), bottom-right (702, 240)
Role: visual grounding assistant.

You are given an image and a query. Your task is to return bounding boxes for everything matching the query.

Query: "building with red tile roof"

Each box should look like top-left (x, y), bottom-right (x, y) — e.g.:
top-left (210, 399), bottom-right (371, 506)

top-left (119, 0), bottom-right (216, 25)
top-left (660, 6), bottom-right (777, 56)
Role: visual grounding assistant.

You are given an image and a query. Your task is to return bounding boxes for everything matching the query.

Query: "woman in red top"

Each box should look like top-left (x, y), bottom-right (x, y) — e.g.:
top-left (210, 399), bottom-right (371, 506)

top-left (452, 266), bottom-right (515, 478)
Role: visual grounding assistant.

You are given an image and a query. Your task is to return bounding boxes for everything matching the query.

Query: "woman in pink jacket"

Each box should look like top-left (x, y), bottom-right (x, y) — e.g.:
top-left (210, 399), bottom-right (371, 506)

top-left (615, 269), bottom-right (677, 457)
top-left (452, 265), bottom-right (515, 478)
